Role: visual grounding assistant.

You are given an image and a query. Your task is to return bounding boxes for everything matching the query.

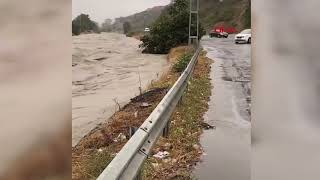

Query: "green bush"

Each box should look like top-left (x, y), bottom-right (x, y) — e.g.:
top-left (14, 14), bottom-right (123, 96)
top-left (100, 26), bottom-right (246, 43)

top-left (72, 14), bottom-right (99, 35)
top-left (173, 52), bottom-right (194, 72)
top-left (140, 0), bottom-right (205, 54)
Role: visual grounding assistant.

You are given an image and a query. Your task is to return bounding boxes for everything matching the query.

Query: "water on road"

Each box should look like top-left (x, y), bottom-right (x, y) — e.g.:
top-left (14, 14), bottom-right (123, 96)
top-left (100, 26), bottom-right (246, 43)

top-left (194, 35), bottom-right (251, 180)
top-left (72, 33), bottom-right (168, 146)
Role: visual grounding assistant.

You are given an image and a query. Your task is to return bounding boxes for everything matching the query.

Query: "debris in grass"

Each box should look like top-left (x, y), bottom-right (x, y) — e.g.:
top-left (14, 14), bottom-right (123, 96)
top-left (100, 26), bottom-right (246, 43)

top-left (140, 102), bottom-right (151, 108)
top-left (113, 133), bottom-right (127, 143)
top-left (153, 151), bottom-right (170, 159)
top-left (134, 111), bottom-right (138, 118)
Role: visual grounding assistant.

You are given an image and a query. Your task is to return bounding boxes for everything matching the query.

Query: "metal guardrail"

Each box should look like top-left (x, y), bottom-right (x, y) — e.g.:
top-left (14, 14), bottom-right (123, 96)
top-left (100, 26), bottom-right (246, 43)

top-left (97, 47), bottom-right (202, 180)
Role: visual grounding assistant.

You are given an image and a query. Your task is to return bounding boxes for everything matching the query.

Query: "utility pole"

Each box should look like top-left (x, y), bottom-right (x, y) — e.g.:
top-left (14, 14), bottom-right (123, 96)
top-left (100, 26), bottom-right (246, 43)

top-left (188, 0), bottom-right (199, 46)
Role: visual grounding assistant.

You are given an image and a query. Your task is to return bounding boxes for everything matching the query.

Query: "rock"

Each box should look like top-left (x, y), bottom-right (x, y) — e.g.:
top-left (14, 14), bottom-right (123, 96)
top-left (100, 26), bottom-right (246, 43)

top-left (97, 148), bottom-right (103, 152)
top-left (201, 122), bottom-right (216, 130)
top-left (193, 144), bottom-right (201, 150)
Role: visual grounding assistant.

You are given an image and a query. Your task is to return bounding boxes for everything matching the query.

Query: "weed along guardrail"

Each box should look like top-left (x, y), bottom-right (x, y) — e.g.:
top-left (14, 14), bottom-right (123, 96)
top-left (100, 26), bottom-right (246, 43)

top-left (97, 46), bottom-right (202, 180)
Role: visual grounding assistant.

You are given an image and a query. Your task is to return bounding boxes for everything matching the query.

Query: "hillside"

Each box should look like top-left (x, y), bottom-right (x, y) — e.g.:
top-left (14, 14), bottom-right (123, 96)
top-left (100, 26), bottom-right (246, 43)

top-left (110, 0), bottom-right (250, 33)
top-left (111, 6), bottom-right (165, 33)
top-left (199, 0), bottom-right (251, 32)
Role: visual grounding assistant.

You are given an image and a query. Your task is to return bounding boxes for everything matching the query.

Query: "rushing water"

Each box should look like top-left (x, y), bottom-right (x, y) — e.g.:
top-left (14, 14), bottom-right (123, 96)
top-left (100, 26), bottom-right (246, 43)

top-left (72, 33), bottom-right (169, 146)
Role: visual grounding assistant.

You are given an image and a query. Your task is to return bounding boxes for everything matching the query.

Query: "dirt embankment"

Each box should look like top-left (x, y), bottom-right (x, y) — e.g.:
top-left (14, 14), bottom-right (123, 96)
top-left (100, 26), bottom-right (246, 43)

top-left (72, 46), bottom-right (213, 180)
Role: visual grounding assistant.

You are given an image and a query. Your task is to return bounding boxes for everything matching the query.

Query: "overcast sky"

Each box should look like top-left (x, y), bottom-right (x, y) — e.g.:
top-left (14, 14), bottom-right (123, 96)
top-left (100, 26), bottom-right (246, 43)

top-left (72, 0), bottom-right (171, 24)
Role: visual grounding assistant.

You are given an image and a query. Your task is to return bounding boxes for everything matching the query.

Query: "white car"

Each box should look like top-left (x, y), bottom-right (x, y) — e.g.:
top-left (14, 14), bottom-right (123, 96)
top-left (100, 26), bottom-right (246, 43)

top-left (144, 27), bottom-right (150, 32)
top-left (235, 29), bottom-right (251, 44)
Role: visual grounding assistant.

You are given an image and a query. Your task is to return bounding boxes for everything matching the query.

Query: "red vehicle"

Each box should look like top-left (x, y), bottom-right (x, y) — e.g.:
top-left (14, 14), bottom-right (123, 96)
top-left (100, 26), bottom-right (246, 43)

top-left (209, 25), bottom-right (237, 38)
top-left (214, 26), bottom-right (237, 34)
top-left (210, 29), bottom-right (228, 38)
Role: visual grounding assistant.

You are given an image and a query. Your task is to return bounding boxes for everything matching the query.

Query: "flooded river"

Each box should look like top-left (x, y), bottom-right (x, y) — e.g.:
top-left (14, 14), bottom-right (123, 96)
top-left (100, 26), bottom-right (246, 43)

top-left (72, 33), bottom-right (168, 146)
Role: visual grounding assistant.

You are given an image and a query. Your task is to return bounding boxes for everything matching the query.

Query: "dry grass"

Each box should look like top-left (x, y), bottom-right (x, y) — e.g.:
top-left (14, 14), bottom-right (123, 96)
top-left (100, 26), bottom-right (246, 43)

top-left (72, 48), bottom-right (212, 180)
top-left (167, 46), bottom-right (194, 63)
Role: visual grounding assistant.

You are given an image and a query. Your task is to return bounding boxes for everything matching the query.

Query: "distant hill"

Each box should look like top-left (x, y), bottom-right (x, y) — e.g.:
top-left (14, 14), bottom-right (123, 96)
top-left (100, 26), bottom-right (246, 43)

top-left (199, 0), bottom-right (251, 32)
top-left (110, 0), bottom-right (250, 33)
top-left (111, 6), bottom-right (165, 33)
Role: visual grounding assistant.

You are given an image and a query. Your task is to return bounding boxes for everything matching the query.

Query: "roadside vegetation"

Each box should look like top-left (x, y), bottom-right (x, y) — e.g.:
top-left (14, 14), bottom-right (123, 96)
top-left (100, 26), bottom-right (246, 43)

top-left (72, 46), bottom-right (212, 180)
top-left (173, 52), bottom-right (194, 72)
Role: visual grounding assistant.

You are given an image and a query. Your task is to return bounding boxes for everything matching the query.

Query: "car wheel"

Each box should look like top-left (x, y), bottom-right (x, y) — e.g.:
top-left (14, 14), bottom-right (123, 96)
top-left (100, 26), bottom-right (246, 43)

top-left (248, 38), bottom-right (251, 44)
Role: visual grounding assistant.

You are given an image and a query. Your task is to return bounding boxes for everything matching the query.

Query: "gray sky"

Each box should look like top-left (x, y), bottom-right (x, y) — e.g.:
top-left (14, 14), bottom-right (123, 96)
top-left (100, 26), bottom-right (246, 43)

top-left (72, 0), bottom-right (171, 24)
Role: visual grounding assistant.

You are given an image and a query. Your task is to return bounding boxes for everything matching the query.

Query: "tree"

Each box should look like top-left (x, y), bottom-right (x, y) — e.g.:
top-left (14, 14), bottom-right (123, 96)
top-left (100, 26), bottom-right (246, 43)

top-left (101, 19), bottom-right (112, 32)
top-left (123, 21), bottom-right (132, 34)
top-left (72, 14), bottom-right (99, 35)
top-left (140, 0), bottom-right (205, 54)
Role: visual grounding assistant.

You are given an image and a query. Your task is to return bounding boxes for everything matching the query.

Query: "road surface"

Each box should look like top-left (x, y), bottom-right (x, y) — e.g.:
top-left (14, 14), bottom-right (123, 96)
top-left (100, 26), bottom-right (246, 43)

top-left (194, 35), bottom-right (251, 180)
top-left (72, 33), bottom-right (168, 146)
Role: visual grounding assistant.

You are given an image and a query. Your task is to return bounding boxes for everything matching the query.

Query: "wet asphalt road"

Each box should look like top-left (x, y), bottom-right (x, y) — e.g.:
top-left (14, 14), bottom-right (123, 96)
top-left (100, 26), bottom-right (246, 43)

top-left (194, 35), bottom-right (251, 180)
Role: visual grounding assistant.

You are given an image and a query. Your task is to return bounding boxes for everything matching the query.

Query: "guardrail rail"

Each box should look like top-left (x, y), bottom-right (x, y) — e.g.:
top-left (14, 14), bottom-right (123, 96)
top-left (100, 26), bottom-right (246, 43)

top-left (97, 46), bottom-right (202, 180)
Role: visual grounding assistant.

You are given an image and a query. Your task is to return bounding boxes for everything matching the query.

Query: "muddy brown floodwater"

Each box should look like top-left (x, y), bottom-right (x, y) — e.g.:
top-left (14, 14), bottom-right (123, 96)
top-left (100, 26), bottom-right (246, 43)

top-left (72, 33), bottom-right (168, 146)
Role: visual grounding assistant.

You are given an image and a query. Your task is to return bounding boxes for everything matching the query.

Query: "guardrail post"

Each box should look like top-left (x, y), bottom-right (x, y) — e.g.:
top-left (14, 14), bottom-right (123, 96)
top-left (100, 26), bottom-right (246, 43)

top-left (130, 126), bottom-right (143, 180)
top-left (162, 121), bottom-right (170, 138)
top-left (129, 127), bottom-right (139, 137)
top-left (178, 94), bottom-right (183, 105)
